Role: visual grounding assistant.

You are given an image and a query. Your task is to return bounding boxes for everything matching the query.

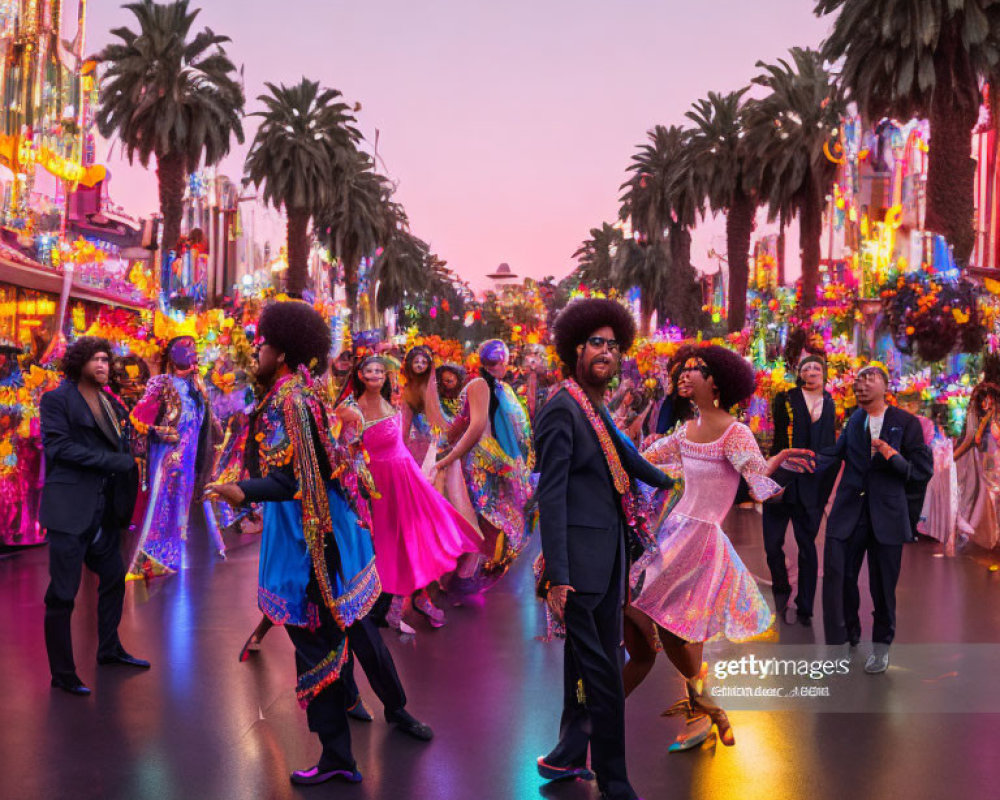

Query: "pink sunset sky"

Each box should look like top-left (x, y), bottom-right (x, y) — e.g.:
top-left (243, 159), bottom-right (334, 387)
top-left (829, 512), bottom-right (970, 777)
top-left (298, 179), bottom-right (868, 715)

top-left (85, 0), bottom-right (832, 289)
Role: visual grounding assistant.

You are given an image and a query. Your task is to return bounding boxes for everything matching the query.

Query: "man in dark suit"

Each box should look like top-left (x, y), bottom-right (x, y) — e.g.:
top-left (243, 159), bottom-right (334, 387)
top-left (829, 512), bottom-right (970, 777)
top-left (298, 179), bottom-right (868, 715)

top-left (763, 355), bottom-right (837, 624)
top-left (40, 336), bottom-right (147, 696)
top-left (535, 299), bottom-right (672, 800)
top-left (818, 365), bottom-right (932, 673)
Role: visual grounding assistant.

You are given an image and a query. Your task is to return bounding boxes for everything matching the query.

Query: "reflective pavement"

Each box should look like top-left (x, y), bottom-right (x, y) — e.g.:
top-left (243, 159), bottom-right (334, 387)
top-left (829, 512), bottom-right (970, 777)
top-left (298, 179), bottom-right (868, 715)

top-left (1, 507), bottom-right (998, 800)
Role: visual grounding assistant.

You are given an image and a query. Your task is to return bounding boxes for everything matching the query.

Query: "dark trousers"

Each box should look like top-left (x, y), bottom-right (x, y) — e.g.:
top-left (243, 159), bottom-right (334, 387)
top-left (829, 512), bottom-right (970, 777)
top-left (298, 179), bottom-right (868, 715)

top-left (546, 537), bottom-right (635, 800)
top-left (44, 511), bottom-right (126, 679)
top-left (285, 613), bottom-right (354, 771)
top-left (284, 613), bottom-right (409, 771)
top-left (341, 616), bottom-right (407, 720)
top-left (762, 502), bottom-right (819, 617)
top-left (823, 508), bottom-right (903, 646)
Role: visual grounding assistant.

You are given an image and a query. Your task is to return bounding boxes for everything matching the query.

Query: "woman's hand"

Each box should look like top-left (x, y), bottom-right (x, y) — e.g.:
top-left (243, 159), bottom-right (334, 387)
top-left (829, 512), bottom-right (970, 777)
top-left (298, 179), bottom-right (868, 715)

top-left (766, 448), bottom-right (815, 476)
top-left (641, 433), bottom-right (661, 450)
top-left (204, 482), bottom-right (245, 506)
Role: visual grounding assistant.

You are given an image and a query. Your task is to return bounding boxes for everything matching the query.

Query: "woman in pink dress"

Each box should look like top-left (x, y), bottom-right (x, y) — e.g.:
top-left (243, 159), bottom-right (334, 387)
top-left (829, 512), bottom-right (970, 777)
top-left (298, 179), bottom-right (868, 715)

top-left (632, 346), bottom-right (813, 752)
top-left (339, 357), bottom-right (482, 631)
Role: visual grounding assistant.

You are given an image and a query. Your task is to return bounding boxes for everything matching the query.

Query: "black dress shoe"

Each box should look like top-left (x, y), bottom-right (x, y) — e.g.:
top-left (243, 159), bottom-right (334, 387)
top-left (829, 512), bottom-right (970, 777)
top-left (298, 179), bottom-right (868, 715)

top-left (98, 651), bottom-right (151, 669)
top-left (537, 756), bottom-right (595, 782)
top-left (290, 764), bottom-right (363, 785)
top-left (797, 612), bottom-right (813, 627)
top-left (388, 709), bottom-right (433, 741)
top-left (347, 697), bottom-right (373, 722)
top-left (51, 675), bottom-right (91, 696)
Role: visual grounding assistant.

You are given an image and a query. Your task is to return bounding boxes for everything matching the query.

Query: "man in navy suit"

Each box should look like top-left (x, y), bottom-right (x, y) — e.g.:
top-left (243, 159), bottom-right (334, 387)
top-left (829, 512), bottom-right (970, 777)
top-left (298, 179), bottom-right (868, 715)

top-left (40, 337), bottom-right (147, 696)
top-left (535, 299), bottom-right (672, 800)
top-left (818, 365), bottom-right (932, 673)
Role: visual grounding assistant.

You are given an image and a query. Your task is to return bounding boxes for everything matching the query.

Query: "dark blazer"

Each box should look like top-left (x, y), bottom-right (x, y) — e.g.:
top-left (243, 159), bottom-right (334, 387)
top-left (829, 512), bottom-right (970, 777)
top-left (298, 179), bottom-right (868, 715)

top-left (769, 387), bottom-right (837, 524)
top-left (39, 380), bottom-right (138, 535)
top-left (818, 405), bottom-right (933, 545)
top-left (536, 388), bottom-right (672, 594)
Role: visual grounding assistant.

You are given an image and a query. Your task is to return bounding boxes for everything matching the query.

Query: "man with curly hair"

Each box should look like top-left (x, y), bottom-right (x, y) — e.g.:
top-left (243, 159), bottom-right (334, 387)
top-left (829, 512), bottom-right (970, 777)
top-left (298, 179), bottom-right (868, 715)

top-left (207, 301), bottom-right (430, 786)
top-left (534, 299), bottom-right (673, 800)
top-left (40, 336), bottom-right (146, 696)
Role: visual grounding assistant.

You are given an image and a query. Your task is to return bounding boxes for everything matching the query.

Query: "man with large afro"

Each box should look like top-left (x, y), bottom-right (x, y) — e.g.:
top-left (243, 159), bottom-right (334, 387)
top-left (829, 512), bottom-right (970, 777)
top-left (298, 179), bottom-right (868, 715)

top-left (552, 297), bottom-right (636, 378)
top-left (208, 300), bottom-right (433, 786)
top-left (535, 297), bottom-right (671, 800)
top-left (255, 299), bottom-right (332, 377)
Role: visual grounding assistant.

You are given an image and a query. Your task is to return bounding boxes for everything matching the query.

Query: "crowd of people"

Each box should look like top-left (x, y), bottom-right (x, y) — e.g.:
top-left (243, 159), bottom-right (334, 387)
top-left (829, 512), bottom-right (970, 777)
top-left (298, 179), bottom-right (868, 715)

top-left (35, 295), bottom-right (1000, 800)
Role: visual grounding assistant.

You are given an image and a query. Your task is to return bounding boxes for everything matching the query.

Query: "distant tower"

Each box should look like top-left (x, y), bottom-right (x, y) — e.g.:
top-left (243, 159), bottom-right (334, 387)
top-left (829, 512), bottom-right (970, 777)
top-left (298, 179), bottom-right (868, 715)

top-left (487, 262), bottom-right (518, 291)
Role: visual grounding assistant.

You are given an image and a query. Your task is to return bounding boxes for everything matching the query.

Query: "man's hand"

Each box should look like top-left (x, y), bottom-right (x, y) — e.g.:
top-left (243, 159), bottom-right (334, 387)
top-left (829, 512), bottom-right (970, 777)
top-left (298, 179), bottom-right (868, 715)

top-left (205, 482), bottom-right (245, 507)
top-left (872, 438), bottom-right (897, 460)
top-left (546, 584), bottom-right (575, 624)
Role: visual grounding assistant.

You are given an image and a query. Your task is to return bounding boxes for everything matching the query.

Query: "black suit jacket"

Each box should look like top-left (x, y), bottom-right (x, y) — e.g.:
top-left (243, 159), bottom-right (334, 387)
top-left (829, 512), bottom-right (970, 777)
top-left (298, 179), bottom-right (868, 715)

top-left (535, 388), bottom-right (672, 594)
top-left (39, 380), bottom-right (138, 536)
top-left (818, 405), bottom-right (933, 545)
top-left (769, 387), bottom-right (837, 524)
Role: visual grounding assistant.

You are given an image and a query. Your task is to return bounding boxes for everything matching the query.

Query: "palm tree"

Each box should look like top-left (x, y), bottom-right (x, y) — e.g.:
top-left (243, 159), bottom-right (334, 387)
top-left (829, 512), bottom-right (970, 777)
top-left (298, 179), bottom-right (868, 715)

top-left (93, 0), bottom-right (245, 261)
top-left (315, 150), bottom-right (392, 318)
top-left (816, 0), bottom-right (1000, 265)
top-left (611, 236), bottom-right (672, 336)
top-left (686, 90), bottom-right (756, 332)
top-left (571, 222), bottom-right (620, 292)
top-left (244, 78), bottom-right (359, 296)
top-left (371, 224), bottom-right (441, 313)
top-left (619, 125), bottom-right (705, 331)
top-left (745, 48), bottom-right (847, 310)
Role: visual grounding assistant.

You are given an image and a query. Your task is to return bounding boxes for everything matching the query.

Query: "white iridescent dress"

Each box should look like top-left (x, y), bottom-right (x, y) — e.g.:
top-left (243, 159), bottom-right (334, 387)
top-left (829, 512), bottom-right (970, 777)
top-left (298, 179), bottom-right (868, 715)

top-left (631, 422), bottom-right (777, 643)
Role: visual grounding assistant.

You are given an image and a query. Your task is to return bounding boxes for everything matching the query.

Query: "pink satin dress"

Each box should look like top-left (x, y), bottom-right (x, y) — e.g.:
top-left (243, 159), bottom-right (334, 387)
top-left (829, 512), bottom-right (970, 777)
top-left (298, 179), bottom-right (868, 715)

top-left (631, 422), bottom-right (777, 643)
top-left (362, 412), bottom-right (482, 595)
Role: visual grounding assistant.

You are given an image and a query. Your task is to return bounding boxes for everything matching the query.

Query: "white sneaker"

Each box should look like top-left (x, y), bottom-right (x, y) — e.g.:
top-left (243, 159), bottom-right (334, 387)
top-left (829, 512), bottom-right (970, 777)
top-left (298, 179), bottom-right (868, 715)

top-left (864, 645), bottom-right (890, 674)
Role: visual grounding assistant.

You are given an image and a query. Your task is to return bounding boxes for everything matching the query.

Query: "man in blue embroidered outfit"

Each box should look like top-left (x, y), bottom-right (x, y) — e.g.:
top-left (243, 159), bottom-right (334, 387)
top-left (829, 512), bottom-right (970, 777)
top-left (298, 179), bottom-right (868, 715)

top-left (207, 301), bottom-right (430, 787)
top-left (535, 298), bottom-right (674, 800)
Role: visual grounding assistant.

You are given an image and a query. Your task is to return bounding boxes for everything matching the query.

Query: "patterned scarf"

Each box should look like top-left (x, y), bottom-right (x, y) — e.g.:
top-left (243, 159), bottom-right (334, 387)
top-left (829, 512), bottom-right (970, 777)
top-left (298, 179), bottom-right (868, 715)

top-left (561, 379), bottom-right (650, 544)
top-left (258, 370), bottom-right (380, 629)
top-left (563, 378), bottom-right (629, 493)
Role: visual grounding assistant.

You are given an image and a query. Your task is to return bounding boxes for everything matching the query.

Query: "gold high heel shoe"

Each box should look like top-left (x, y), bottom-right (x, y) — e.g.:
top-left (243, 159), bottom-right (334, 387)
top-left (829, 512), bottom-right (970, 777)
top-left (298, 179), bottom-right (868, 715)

top-left (664, 663), bottom-right (735, 752)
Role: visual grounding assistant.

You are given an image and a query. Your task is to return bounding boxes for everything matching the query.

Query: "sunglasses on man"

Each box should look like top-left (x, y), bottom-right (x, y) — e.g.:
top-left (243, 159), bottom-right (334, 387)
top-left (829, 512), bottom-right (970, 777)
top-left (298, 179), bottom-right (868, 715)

top-left (586, 336), bottom-right (620, 353)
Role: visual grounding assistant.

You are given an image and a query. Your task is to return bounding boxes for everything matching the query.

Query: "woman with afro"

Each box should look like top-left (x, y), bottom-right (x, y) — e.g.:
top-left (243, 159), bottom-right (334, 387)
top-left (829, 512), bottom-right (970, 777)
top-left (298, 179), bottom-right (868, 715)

top-left (631, 345), bottom-right (813, 752)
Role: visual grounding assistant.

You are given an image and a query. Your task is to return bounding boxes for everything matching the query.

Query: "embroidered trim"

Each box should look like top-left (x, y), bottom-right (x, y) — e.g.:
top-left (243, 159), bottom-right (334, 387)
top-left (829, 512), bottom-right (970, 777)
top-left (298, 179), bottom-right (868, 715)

top-left (785, 394), bottom-right (794, 449)
top-left (295, 638), bottom-right (350, 708)
top-left (258, 585), bottom-right (320, 629)
top-left (333, 557), bottom-right (381, 628)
